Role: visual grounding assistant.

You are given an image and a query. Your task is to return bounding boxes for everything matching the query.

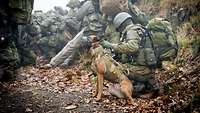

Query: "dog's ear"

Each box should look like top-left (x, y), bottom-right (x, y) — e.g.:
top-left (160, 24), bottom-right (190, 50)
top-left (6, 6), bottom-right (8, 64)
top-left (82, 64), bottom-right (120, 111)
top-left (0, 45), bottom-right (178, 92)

top-left (89, 35), bottom-right (99, 43)
top-left (93, 42), bottom-right (101, 48)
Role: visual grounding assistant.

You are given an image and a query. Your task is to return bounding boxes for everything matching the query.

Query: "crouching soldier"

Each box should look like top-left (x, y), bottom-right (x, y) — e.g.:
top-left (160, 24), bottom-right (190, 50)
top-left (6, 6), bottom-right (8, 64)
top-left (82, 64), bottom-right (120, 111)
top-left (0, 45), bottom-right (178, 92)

top-left (100, 12), bottom-right (160, 98)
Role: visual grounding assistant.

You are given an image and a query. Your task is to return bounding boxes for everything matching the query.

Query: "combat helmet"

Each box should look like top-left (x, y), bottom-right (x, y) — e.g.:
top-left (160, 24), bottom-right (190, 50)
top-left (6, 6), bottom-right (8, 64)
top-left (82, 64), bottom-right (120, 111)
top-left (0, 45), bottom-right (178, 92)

top-left (113, 12), bottom-right (132, 30)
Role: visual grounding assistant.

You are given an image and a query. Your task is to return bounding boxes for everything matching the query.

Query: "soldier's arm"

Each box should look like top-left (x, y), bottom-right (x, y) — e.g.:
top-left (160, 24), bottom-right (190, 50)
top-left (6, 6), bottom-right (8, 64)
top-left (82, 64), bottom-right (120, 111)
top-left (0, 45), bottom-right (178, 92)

top-left (76, 1), bottom-right (95, 21)
top-left (112, 29), bottom-right (140, 54)
top-left (130, 5), bottom-right (149, 26)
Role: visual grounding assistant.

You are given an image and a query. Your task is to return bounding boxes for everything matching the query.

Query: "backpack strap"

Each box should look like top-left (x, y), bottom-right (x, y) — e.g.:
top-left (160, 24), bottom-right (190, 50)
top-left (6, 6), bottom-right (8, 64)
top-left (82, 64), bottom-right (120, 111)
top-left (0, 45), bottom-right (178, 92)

top-left (138, 26), bottom-right (159, 68)
top-left (121, 24), bottom-right (135, 42)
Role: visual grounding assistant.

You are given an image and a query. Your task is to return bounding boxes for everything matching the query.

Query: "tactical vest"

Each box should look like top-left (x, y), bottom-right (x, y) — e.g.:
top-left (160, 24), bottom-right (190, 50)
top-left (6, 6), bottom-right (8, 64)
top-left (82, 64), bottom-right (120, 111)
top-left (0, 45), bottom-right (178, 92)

top-left (122, 19), bottom-right (178, 68)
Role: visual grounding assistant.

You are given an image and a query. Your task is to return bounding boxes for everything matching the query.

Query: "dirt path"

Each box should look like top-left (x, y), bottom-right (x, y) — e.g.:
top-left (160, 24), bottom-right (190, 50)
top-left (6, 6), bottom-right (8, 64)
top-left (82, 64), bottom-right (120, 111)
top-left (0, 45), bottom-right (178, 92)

top-left (0, 82), bottom-right (109, 113)
top-left (0, 64), bottom-right (199, 113)
top-left (0, 66), bottom-right (136, 113)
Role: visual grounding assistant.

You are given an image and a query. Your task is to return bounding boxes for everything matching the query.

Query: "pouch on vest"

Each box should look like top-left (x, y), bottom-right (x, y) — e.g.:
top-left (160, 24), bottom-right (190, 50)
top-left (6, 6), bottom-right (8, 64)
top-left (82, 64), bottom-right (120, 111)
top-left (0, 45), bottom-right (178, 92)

top-left (136, 27), bottom-right (157, 68)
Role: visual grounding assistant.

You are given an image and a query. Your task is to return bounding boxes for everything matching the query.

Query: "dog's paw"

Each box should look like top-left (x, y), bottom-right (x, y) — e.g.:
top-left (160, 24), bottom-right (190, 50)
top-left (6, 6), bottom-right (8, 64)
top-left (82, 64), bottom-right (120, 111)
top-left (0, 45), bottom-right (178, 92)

top-left (130, 101), bottom-right (138, 106)
top-left (93, 93), bottom-right (97, 97)
top-left (95, 97), bottom-right (101, 101)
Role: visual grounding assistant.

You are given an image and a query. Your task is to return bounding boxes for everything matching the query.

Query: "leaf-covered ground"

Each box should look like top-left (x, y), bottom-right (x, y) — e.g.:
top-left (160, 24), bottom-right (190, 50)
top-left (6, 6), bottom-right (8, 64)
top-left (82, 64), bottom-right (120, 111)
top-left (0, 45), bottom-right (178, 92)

top-left (0, 54), bottom-right (199, 113)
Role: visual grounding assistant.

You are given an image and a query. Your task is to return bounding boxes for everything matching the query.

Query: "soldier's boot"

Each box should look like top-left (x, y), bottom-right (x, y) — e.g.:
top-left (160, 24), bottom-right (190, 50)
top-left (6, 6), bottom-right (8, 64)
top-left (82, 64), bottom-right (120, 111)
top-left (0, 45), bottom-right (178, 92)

top-left (140, 86), bottom-right (160, 99)
top-left (134, 81), bottom-right (146, 97)
top-left (144, 75), bottom-right (160, 98)
top-left (133, 73), bottom-right (160, 98)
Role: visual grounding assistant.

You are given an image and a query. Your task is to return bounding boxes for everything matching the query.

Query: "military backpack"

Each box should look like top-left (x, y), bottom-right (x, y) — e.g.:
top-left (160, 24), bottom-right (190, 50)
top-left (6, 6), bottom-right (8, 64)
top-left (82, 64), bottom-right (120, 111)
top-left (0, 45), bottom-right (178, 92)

top-left (136, 18), bottom-right (178, 67)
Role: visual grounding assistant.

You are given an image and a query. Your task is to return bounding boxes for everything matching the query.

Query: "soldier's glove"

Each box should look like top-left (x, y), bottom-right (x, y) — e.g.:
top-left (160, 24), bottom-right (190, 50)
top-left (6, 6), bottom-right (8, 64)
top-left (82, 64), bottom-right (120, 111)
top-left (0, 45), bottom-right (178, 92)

top-left (101, 40), bottom-right (113, 49)
top-left (81, 36), bottom-right (90, 43)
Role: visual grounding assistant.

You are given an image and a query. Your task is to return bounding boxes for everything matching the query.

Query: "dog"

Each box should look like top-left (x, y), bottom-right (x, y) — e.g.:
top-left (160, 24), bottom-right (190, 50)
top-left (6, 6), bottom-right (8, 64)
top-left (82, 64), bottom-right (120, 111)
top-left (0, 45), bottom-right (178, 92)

top-left (89, 35), bottom-right (134, 104)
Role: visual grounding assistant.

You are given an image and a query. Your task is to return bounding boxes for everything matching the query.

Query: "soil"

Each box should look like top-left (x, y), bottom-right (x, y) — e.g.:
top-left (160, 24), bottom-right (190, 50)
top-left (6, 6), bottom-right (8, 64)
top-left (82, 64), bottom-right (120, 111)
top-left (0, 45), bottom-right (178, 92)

top-left (0, 60), bottom-right (199, 113)
top-left (0, 66), bottom-right (136, 113)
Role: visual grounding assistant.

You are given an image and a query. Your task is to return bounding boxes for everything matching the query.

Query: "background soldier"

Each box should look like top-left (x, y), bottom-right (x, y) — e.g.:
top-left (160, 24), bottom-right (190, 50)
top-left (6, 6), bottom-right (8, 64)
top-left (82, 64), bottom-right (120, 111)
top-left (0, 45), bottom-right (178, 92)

top-left (66, 0), bottom-right (81, 17)
top-left (100, 0), bottom-right (149, 26)
top-left (45, 0), bottom-right (106, 68)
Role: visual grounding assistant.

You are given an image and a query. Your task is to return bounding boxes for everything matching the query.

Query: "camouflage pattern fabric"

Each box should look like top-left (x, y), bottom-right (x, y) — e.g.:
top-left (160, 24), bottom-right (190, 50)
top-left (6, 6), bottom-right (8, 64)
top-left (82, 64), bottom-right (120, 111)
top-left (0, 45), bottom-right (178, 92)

top-left (90, 47), bottom-right (127, 83)
top-left (122, 63), bottom-right (157, 93)
top-left (76, 0), bottom-right (105, 37)
top-left (147, 18), bottom-right (178, 61)
top-left (48, 0), bottom-right (105, 67)
top-left (67, 9), bottom-right (78, 17)
top-left (17, 46), bottom-right (37, 66)
top-left (100, 0), bottom-right (121, 17)
top-left (99, 21), bottom-right (159, 94)
top-left (105, 23), bottom-right (120, 44)
top-left (91, 47), bottom-right (156, 95)
top-left (67, 0), bottom-right (80, 17)
top-left (32, 9), bottom-right (72, 59)
top-left (67, 0), bottom-right (81, 9)
top-left (54, 6), bottom-right (68, 16)
top-left (49, 28), bottom-right (85, 66)
top-left (28, 7), bottom-right (81, 61)
top-left (37, 33), bottom-right (67, 59)
top-left (112, 24), bottom-right (141, 54)
top-left (100, 0), bottom-right (149, 26)
top-left (105, 23), bottom-right (153, 75)
top-left (128, 4), bottom-right (149, 26)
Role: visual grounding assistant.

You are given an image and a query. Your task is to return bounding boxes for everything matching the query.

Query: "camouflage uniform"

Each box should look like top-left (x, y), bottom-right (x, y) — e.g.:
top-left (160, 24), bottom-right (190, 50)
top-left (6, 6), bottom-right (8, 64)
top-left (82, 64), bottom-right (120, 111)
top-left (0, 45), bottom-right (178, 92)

top-left (100, 0), bottom-right (148, 47)
top-left (33, 8), bottom-right (79, 60)
top-left (105, 17), bottom-right (120, 44)
top-left (101, 12), bottom-right (159, 96)
top-left (37, 33), bottom-right (67, 59)
top-left (0, 0), bottom-right (34, 80)
top-left (112, 25), bottom-right (157, 95)
top-left (127, 3), bottom-right (148, 26)
top-left (100, 0), bottom-right (148, 26)
top-left (53, 6), bottom-right (68, 16)
top-left (67, 0), bottom-right (81, 17)
top-left (36, 12), bottom-right (68, 59)
top-left (65, 0), bottom-right (82, 36)
top-left (48, 0), bottom-right (105, 67)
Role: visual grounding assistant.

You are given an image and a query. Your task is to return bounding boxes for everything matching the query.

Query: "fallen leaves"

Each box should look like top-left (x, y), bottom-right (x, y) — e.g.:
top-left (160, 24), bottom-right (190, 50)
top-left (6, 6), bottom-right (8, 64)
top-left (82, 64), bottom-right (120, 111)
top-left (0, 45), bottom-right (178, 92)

top-left (62, 104), bottom-right (78, 110)
top-left (1, 50), bottom-right (199, 113)
top-left (25, 108), bottom-right (33, 112)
